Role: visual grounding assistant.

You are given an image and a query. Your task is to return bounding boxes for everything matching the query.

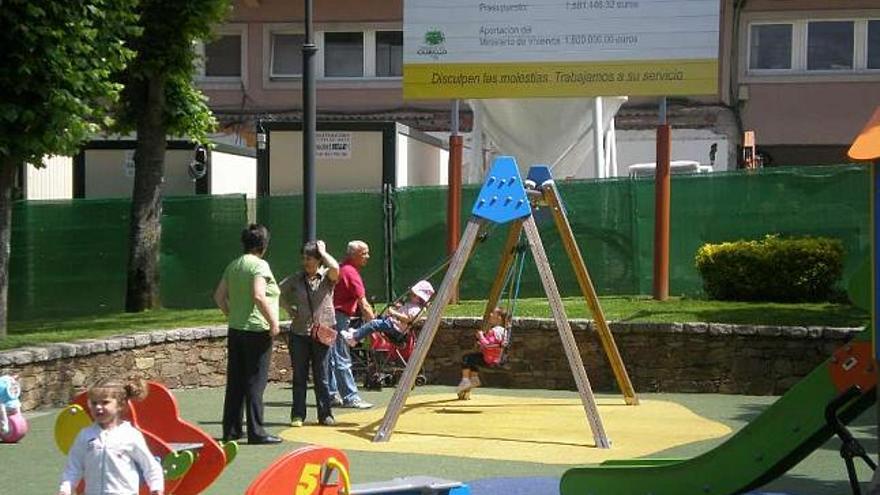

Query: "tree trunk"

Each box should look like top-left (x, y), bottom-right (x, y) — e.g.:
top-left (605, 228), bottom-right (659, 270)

top-left (0, 161), bottom-right (15, 337)
top-left (125, 74), bottom-right (167, 312)
top-left (0, 161), bottom-right (18, 339)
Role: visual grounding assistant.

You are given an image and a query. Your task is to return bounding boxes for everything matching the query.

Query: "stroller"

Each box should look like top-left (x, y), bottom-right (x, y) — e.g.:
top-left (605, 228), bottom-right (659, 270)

top-left (348, 281), bottom-right (432, 390)
top-left (363, 324), bottom-right (428, 390)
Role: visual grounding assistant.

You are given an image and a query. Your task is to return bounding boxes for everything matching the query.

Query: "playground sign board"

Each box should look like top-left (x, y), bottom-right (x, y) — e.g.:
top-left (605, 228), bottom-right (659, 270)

top-left (403, 0), bottom-right (720, 99)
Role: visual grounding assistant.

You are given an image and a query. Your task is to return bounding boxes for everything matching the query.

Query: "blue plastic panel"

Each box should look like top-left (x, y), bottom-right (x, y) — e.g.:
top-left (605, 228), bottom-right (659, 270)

top-left (526, 165), bottom-right (553, 186)
top-left (471, 156), bottom-right (532, 224)
top-left (526, 164), bottom-right (562, 224)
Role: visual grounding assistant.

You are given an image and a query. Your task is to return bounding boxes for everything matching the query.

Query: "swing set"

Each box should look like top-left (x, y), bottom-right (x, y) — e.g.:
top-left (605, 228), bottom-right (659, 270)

top-left (371, 156), bottom-right (638, 449)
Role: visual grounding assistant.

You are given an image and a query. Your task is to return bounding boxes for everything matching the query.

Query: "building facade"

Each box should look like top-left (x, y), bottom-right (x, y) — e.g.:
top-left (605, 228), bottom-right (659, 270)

top-left (198, 0), bottom-right (880, 167)
top-left (197, 0), bottom-right (457, 147)
top-left (723, 0), bottom-right (880, 165)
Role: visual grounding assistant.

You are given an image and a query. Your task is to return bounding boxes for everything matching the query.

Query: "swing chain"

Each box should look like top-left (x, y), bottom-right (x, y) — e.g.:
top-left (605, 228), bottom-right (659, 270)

top-left (498, 233), bottom-right (527, 357)
top-left (384, 220), bottom-right (497, 312)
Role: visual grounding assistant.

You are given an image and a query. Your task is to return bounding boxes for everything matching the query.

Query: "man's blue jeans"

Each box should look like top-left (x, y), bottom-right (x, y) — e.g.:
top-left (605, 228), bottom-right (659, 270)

top-left (324, 311), bottom-right (361, 404)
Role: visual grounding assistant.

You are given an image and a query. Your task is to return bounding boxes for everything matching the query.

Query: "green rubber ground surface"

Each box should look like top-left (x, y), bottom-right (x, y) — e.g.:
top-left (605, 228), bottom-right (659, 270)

top-left (3, 386), bottom-right (875, 495)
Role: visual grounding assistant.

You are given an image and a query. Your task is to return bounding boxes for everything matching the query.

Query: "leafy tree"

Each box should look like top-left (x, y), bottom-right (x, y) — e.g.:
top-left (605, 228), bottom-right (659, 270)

top-left (117, 0), bottom-right (231, 312)
top-left (0, 0), bottom-right (138, 336)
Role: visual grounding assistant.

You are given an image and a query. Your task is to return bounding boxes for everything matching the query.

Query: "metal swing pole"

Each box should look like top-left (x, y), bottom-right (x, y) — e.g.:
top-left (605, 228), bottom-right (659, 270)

top-left (542, 180), bottom-right (638, 405)
top-left (522, 214), bottom-right (611, 448)
top-left (373, 219), bottom-right (485, 442)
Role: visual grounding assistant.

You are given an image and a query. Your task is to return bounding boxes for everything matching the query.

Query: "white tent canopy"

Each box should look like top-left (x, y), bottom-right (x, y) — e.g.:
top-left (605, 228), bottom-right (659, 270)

top-left (467, 97), bottom-right (627, 183)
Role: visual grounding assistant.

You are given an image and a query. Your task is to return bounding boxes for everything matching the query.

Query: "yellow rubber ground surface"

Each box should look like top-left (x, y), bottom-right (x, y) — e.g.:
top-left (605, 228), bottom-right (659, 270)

top-left (280, 393), bottom-right (731, 465)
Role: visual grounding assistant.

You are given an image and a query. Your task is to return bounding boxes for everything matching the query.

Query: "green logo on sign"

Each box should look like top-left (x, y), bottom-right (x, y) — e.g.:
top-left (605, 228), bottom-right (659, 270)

top-left (425, 30), bottom-right (445, 46)
top-left (418, 28), bottom-right (448, 59)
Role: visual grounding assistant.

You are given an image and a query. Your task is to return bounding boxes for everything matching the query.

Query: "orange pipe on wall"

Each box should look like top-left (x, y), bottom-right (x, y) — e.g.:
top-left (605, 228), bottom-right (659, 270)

top-left (653, 123), bottom-right (671, 301)
top-left (447, 135), bottom-right (463, 256)
top-left (447, 134), bottom-right (463, 302)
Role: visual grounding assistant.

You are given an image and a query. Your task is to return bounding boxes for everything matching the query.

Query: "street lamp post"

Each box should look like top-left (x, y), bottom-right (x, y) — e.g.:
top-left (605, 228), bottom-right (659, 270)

top-left (302, 0), bottom-right (317, 242)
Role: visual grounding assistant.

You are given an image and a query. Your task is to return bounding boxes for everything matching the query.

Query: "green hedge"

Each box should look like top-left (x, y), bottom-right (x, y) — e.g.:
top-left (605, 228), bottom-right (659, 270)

top-left (695, 235), bottom-right (844, 302)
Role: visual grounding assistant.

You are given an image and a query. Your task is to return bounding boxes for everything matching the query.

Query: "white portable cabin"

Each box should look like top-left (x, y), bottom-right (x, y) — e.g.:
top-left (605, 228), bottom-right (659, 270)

top-left (258, 121), bottom-right (448, 195)
top-left (74, 140), bottom-right (256, 199)
top-left (14, 155), bottom-right (75, 200)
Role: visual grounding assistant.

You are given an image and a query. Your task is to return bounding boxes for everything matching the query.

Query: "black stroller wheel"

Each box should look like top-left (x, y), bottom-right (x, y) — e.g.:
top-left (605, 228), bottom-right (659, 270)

top-left (364, 372), bottom-right (383, 391)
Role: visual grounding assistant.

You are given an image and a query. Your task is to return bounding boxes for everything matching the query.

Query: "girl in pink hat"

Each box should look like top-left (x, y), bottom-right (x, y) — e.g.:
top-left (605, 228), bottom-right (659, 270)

top-left (342, 280), bottom-right (434, 346)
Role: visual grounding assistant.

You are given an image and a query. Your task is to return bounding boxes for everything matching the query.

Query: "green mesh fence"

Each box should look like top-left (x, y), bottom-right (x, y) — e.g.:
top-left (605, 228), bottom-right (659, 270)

top-left (632, 165), bottom-right (869, 295)
top-left (10, 195), bottom-right (248, 320)
top-left (8, 165), bottom-right (869, 321)
top-left (160, 195), bottom-right (250, 309)
top-left (391, 165), bottom-right (870, 300)
top-left (390, 185), bottom-right (449, 298)
top-left (10, 199), bottom-right (130, 320)
top-left (256, 192), bottom-right (388, 302)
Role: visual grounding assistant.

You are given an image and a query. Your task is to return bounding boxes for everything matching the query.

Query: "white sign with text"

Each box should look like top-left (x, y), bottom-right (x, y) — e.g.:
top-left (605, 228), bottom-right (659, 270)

top-left (316, 132), bottom-right (353, 160)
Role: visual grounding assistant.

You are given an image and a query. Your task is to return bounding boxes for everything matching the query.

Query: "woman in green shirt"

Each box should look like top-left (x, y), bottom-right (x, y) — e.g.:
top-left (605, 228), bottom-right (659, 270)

top-left (213, 224), bottom-right (282, 445)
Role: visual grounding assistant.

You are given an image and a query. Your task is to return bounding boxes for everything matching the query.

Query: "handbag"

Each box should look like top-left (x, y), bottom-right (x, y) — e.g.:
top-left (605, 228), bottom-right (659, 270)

top-left (310, 322), bottom-right (337, 346)
top-left (304, 274), bottom-right (337, 346)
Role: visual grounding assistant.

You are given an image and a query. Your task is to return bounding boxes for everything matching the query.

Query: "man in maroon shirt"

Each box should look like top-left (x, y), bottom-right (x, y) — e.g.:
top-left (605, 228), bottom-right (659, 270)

top-left (324, 240), bottom-right (374, 408)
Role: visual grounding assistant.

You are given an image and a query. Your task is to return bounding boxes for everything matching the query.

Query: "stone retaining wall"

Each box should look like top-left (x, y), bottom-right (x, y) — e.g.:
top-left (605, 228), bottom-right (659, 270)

top-left (426, 319), bottom-right (858, 396)
top-left (0, 320), bottom-right (861, 411)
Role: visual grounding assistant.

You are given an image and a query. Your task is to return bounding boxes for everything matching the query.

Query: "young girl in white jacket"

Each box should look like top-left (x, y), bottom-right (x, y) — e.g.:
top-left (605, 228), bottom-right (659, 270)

top-left (58, 378), bottom-right (164, 495)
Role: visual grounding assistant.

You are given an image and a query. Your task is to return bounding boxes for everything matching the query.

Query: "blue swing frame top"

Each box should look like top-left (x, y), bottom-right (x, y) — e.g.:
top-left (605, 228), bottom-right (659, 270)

top-left (471, 156), bottom-right (557, 225)
top-left (471, 156), bottom-right (532, 224)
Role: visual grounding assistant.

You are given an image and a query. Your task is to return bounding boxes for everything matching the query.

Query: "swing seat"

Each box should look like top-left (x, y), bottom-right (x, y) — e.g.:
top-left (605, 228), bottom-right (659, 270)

top-left (491, 351), bottom-right (510, 369)
top-left (484, 349), bottom-right (510, 369)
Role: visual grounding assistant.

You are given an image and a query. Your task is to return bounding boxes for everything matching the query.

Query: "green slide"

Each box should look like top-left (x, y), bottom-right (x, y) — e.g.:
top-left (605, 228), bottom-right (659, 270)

top-left (561, 330), bottom-right (876, 495)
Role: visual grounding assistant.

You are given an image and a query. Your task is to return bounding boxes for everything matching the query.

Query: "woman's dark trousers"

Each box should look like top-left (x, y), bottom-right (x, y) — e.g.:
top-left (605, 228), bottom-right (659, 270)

top-left (222, 329), bottom-right (271, 440)
top-left (289, 333), bottom-right (332, 422)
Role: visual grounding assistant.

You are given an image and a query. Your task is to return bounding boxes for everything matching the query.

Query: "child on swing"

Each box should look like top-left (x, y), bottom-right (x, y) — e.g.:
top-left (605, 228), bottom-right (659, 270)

top-left (457, 307), bottom-right (510, 400)
top-left (342, 280), bottom-right (434, 346)
top-left (58, 378), bottom-right (164, 495)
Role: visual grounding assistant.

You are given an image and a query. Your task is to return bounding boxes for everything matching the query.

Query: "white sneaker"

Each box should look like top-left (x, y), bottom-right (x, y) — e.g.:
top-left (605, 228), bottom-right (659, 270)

top-left (341, 329), bottom-right (358, 347)
top-left (342, 398), bottom-right (373, 409)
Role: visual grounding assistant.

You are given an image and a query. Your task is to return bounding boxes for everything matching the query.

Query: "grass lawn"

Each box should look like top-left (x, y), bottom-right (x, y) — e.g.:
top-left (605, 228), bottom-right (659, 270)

top-left (446, 296), bottom-right (869, 327)
top-left (2, 296), bottom-right (867, 351)
top-left (2, 309), bottom-right (227, 351)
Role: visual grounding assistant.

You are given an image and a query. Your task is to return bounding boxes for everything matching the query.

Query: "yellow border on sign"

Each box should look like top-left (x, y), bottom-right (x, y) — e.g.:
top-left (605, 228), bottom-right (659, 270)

top-left (403, 59), bottom-right (718, 99)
